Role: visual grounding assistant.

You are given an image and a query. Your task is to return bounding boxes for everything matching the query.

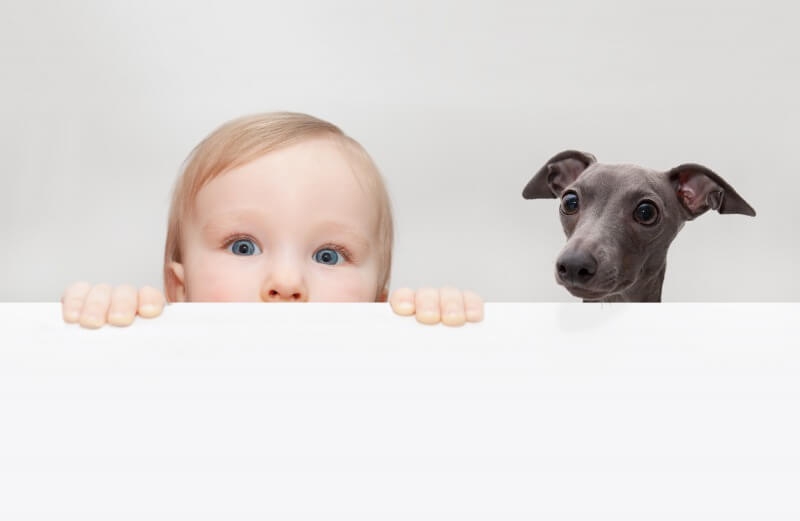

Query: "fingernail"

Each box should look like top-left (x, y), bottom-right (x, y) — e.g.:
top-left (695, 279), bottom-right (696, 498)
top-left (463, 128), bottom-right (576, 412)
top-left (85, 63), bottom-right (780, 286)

top-left (139, 304), bottom-right (158, 317)
top-left (108, 311), bottom-right (125, 324)
top-left (82, 316), bottom-right (102, 329)
top-left (396, 300), bottom-right (414, 313)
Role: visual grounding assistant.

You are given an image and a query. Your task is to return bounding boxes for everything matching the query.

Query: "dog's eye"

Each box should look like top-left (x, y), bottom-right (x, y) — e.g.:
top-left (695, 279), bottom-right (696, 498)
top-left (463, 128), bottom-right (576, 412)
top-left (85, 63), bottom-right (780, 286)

top-left (634, 201), bottom-right (659, 225)
top-left (561, 192), bottom-right (579, 214)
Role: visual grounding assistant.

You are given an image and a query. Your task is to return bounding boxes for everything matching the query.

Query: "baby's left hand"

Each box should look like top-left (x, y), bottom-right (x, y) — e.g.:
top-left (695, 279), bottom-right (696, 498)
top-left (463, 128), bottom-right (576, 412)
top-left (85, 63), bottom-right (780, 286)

top-left (389, 287), bottom-right (484, 326)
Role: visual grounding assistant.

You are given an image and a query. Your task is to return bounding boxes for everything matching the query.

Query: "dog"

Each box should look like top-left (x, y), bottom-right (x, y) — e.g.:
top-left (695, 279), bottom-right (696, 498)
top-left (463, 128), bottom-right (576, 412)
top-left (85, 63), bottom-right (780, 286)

top-left (523, 150), bottom-right (756, 302)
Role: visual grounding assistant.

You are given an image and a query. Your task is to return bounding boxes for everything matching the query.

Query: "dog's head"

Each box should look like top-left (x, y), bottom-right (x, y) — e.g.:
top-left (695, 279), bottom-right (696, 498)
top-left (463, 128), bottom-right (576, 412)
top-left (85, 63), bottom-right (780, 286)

top-left (523, 150), bottom-right (756, 301)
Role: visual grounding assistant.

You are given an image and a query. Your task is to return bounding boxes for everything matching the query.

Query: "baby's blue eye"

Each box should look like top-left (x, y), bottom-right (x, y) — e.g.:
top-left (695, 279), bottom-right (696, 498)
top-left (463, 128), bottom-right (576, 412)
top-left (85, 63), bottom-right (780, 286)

top-left (314, 248), bottom-right (343, 265)
top-left (229, 239), bottom-right (261, 256)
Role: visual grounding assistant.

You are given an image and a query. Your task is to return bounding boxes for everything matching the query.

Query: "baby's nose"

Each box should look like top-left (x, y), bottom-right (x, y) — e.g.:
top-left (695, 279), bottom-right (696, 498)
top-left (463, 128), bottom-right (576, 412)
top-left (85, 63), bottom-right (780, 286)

top-left (260, 268), bottom-right (308, 302)
top-left (263, 288), bottom-right (306, 302)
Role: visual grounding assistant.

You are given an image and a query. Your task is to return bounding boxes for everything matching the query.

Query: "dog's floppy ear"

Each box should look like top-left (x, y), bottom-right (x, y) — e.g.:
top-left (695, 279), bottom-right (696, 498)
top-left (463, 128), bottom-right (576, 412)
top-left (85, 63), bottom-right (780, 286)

top-left (523, 150), bottom-right (596, 199)
top-left (668, 163), bottom-right (756, 220)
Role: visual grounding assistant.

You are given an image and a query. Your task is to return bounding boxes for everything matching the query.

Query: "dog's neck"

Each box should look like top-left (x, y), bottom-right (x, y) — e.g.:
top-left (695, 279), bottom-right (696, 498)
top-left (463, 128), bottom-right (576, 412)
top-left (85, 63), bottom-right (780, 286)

top-left (584, 264), bottom-right (666, 303)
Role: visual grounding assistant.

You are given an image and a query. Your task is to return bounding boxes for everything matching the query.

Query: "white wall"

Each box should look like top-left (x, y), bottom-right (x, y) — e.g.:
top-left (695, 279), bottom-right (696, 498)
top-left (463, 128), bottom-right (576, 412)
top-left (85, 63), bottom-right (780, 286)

top-left (1, 0), bottom-right (797, 301)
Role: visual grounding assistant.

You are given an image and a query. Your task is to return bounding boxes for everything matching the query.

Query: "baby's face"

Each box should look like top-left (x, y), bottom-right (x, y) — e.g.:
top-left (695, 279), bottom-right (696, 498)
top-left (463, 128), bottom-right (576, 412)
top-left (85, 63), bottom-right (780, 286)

top-left (173, 136), bottom-right (384, 302)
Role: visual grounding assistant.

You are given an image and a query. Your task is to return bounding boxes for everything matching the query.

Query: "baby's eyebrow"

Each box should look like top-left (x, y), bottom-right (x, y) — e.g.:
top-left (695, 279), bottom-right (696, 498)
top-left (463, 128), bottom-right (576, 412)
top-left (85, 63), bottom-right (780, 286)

top-left (200, 209), bottom-right (268, 235)
top-left (315, 221), bottom-right (372, 250)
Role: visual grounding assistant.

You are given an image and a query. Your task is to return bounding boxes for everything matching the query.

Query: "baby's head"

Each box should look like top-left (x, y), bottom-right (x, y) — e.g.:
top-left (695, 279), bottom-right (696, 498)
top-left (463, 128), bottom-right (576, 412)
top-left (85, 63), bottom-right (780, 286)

top-left (164, 112), bottom-right (393, 303)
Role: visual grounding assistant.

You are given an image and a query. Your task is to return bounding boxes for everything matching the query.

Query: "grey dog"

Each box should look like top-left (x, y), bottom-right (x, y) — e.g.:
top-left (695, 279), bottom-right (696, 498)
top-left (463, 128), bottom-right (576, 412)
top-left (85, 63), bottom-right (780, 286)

top-left (523, 150), bottom-right (756, 302)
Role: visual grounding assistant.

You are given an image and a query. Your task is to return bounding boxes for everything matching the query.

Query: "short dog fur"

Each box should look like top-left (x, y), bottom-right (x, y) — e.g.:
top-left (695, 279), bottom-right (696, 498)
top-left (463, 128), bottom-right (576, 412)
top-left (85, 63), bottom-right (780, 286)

top-left (523, 150), bottom-right (756, 302)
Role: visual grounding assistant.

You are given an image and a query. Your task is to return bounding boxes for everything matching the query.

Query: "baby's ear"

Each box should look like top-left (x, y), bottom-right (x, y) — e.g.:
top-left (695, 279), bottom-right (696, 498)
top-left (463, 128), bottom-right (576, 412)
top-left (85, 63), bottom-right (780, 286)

top-left (165, 262), bottom-right (186, 302)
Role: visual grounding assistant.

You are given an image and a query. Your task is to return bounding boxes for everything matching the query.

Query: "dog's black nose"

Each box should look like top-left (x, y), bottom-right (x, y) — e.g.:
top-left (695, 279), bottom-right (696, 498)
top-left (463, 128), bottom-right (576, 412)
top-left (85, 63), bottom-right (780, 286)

top-left (556, 250), bottom-right (597, 285)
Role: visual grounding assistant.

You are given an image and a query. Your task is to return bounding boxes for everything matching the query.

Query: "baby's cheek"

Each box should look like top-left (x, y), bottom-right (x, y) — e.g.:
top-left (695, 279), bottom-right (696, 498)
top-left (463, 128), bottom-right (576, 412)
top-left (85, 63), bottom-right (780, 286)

top-left (312, 269), bottom-right (381, 302)
top-left (186, 263), bottom-right (259, 302)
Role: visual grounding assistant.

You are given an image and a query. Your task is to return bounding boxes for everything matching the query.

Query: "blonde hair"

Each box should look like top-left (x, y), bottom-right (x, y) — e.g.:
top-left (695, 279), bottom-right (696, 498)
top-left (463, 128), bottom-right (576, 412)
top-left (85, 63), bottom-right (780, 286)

top-left (164, 112), bottom-right (393, 300)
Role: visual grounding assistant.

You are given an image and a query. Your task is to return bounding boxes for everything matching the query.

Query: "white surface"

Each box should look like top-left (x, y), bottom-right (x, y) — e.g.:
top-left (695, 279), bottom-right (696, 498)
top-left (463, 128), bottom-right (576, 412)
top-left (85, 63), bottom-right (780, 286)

top-left (1, 302), bottom-right (799, 520)
top-left (1, 1), bottom-right (798, 302)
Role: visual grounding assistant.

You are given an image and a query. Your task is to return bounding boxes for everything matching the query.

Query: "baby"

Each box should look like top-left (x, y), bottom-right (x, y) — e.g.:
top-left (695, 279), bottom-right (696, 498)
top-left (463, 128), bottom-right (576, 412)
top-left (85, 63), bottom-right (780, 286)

top-left (61, 112), bottom-right (483, 328)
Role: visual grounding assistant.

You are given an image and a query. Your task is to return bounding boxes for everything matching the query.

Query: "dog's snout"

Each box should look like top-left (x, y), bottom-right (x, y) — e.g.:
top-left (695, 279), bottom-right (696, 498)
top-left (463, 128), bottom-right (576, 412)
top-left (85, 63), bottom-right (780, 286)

top-left (556, 250), bottom-right (598, 285)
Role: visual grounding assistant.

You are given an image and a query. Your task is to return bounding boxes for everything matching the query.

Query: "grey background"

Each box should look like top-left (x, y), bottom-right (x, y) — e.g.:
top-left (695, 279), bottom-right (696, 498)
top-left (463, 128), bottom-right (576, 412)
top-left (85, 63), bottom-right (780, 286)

top-left (1, 0), bottom-right (797, 302)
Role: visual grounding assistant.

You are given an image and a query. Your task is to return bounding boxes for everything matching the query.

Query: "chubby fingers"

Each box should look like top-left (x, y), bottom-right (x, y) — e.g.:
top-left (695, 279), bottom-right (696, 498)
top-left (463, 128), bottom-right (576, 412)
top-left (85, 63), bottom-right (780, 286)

top-left (137, 286), bottom-right (165, 318)
top-left (62, 281), bottom-right (91, 323)
top-left (438, 288), bottom-right (484, 326)
top-left (414, 287), bottom-right (441, 325)
top-left (463, 290), bottom-right (484, 323)
top-left (107, 285), bottom-right (139, 327)
top-left (390, 287), bottom-right (485, 326)
top-left (78, 283), bottom-right (113, 329)
top-left (107, 285), bottom-right (165, 326)
top-left (439, 287), bottom-right (466, 327)
top-left (389, 287), bottom-right (416, 316)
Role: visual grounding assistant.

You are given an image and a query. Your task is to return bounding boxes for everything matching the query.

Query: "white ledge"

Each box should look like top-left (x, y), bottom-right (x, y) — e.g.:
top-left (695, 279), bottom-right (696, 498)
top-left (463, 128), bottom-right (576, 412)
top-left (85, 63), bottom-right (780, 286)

top-left (2, 303), bottom-right (799, 519)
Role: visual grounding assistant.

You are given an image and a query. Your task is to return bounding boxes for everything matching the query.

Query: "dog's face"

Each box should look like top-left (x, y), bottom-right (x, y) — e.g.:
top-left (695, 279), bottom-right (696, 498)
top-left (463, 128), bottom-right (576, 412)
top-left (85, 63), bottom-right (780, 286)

top-left (552, 164), bottom-right (686, 299)
top-left (523, 150), bottom-right (756, 301)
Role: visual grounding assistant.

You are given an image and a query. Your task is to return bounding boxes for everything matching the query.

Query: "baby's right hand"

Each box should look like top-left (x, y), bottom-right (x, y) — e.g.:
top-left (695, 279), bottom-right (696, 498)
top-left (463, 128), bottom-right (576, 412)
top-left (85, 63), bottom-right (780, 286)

top-left (61, 282), bottom-right (165, 329)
